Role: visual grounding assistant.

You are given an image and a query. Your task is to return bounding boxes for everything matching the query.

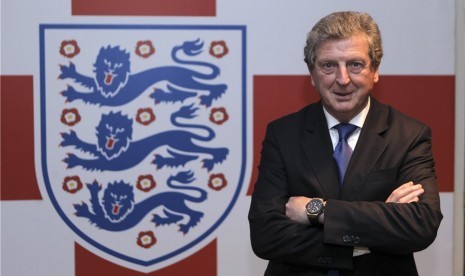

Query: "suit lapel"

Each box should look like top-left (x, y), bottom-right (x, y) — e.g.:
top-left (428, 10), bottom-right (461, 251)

top-left (301, 102), bottom-right (341, 199)
top-left (341, 98), bottom-right (389, 200)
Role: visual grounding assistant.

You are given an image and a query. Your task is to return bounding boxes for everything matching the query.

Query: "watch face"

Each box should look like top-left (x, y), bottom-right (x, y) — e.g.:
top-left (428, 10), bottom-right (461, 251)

top-left (306, 199), bottom-right (323, 214)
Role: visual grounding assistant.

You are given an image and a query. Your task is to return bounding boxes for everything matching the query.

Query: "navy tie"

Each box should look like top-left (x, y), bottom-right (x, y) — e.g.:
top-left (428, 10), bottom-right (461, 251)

top-left (333, 123), bottom-right (358, 186)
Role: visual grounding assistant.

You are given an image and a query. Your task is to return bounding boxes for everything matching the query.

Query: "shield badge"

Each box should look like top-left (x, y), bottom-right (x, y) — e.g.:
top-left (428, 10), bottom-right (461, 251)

top-left (38, 24), bottom-right (246, 271)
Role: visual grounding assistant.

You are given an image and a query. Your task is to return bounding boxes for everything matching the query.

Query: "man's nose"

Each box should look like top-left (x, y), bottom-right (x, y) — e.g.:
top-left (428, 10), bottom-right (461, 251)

top-left (335, 66), bottom-right (350, 86)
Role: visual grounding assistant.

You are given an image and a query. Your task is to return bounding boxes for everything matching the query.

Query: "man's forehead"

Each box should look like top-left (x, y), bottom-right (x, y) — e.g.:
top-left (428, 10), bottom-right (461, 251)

top-left (315, 36), bottom-right (370, 61)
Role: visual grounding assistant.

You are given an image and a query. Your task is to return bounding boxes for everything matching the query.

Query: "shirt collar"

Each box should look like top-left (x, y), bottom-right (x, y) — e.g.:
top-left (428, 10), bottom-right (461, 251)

top-left (323, 97), bottom-right (370, 130)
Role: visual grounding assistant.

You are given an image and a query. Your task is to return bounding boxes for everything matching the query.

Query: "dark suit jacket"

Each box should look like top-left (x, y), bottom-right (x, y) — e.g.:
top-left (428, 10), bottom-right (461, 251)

top-left (248, 98), bottom-right (443, 276)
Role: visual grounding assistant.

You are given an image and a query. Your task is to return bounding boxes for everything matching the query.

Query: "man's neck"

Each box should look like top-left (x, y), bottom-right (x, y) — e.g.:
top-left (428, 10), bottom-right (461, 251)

top-left (323, 98), bottom-right (371, 129)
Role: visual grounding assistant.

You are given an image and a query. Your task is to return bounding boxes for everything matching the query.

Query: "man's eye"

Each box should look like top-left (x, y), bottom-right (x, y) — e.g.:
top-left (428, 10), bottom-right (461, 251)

top-left (322, 63), bottom-right (334, 69)
top-left (347, 62), bottom-right (365, 73)
top-left (349, 62), bottom-right (363, 67)
top-left (319, 63), bottom-right (336, 73)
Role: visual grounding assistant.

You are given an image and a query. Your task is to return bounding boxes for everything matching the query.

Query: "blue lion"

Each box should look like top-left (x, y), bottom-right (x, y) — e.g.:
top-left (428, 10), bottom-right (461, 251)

top-left (59, 39), bottom-right (227, 107)
top-left (74, 171), bottom-right (207, 234)
top-left (60, 104), bottom-right (228, 171)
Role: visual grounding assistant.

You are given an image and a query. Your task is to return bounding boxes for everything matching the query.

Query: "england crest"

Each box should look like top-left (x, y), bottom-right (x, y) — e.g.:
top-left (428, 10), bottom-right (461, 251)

top-left (38, 24), bottom-right (246, 271)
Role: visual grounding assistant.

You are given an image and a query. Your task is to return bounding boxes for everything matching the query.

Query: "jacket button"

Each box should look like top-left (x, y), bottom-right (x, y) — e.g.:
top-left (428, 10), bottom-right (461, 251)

top-left (342, 235), bottom-right (352, 243)
top-left (317, 256), bottom-right (334, 264)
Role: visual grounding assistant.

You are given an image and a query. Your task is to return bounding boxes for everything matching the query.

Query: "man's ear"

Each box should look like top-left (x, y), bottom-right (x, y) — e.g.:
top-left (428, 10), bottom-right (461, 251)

top-left (373, 68), bottom-right (380, 83)
top-left (310, 74), bottom-right (316, 87)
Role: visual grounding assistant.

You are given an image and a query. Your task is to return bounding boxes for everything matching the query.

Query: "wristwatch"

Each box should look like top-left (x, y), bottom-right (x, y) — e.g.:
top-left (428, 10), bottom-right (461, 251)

top-left (306, 198), bottom-right (325, 225)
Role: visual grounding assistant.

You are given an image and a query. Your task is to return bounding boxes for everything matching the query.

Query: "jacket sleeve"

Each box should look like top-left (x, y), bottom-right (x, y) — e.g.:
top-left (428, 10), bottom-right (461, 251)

top-left (248, 122), bottom-right (354, 270)
top-left (323, 124), bottom-right (443, 253)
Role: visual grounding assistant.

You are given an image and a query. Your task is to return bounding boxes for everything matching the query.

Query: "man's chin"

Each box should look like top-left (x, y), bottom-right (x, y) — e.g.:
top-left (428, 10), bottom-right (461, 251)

top-left (328, 104), bottom-right (361, 122)
top-left (333, 103), bottom-right (356, 113)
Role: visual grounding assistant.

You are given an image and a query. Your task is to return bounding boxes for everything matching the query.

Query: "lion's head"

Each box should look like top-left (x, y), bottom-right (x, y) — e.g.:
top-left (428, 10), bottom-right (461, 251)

top-left (94, 45), bottom-right (130, 98)
top-left (96, 111), bottom-right (133, 160)
top-left (102, 181), bottom-right (134, 222)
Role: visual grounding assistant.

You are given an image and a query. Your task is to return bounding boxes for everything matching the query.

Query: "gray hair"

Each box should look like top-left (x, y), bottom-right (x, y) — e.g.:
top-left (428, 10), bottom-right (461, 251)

top-left (304, 11), bottom-right (383, 71)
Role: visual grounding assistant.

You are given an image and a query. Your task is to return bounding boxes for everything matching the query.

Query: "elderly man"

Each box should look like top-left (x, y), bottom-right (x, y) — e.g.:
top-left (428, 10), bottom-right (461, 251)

top-left (249, 11), bottom-right (442, 276)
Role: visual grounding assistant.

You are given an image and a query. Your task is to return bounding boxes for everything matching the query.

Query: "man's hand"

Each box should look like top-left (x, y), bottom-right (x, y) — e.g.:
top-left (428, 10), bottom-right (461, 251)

top-left (286, 196), bottom-right (311, 224)
top-left (386, 181), bottom-right (424, 203)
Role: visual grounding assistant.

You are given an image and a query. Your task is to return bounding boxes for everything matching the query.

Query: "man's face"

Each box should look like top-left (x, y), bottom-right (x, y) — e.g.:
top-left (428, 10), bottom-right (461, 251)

top-left (310, 33), bottom-right (379, 122)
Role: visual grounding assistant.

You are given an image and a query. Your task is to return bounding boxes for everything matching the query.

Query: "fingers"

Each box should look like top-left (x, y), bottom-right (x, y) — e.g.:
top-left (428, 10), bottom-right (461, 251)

top-left (386, 181), bottom-right (424, 203)
top-left (285, 196), bottom-right (310, 224)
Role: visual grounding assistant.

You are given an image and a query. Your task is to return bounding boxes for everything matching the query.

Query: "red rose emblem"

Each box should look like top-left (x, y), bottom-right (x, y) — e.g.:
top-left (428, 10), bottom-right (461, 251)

top-left (135, 40), bottom-right (156, 58)
top-left (62, 176), bottom-right (83, 194)
top-left (208, 173), bottom-right (228, 191)
top-left (209, 107), bottom-right (229, 125)
top-left (136, 175), bottom-right (156, 192)
top-left (60, 108), bottom-right (81, 126)
top-left (60, 40), bottom-right (80, 58)
top-left (137, 231), bottom-right (157, 249)
top-left (136, 108), bottom-right (156, 125)
top-left (209, 41), bottom-right (229, 58)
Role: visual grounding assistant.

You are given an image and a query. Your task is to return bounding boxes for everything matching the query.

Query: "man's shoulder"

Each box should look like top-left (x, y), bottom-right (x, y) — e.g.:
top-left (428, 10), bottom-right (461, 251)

top-left (371, 98), bottom-right (430, 130)
top-left (269, 101), bottom-right (320, 126)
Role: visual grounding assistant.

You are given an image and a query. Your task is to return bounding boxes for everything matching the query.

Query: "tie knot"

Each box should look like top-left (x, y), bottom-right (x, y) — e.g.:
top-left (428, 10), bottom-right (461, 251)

top-left (334, 123), bottom-right (358, 141)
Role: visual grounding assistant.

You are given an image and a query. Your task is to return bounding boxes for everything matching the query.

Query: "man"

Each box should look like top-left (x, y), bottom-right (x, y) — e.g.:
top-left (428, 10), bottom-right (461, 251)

top-left (248, 11), bottom-right (443, 275)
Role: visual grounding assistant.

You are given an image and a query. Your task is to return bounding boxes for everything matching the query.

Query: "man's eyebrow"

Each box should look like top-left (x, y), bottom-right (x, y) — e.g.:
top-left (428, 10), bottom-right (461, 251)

top-left (316, 58), bottom-right (337, 62)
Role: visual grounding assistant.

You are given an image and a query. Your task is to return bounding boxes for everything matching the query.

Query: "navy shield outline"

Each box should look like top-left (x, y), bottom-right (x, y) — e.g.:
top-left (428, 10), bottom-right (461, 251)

top-left (38, 24), bottom-right (246, 270)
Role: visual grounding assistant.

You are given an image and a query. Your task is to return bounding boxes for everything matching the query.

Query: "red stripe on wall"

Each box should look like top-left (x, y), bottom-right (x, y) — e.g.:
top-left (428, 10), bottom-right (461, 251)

top-left (1, 75), bottom-right (42, 200)
top-left (249, 75), bottom-right (454, 195)
top-left (75, 240), bottom-right (217, 275)
top-left (71, 0), bottom-right (216, 16)
top-left (249, 75), bottom-right (318, 196)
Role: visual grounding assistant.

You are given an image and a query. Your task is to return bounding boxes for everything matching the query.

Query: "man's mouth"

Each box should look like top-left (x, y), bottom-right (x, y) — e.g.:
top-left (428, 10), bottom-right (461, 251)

top-left (333, 91), bottom-right (353, 97)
